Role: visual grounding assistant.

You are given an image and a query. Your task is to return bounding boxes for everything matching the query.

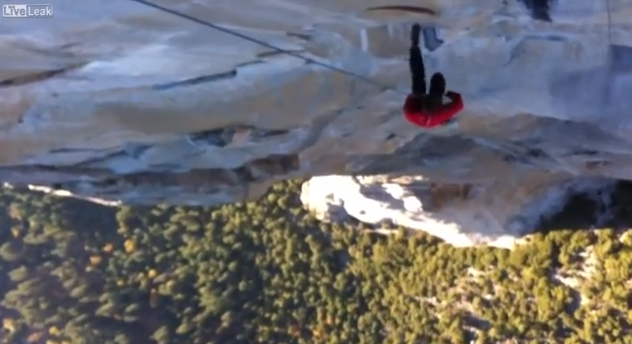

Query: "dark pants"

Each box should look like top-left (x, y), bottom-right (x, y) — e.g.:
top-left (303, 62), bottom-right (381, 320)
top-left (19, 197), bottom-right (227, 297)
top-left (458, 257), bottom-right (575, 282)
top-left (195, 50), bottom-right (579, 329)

top-left (409, 45), bottom-right (446, 101)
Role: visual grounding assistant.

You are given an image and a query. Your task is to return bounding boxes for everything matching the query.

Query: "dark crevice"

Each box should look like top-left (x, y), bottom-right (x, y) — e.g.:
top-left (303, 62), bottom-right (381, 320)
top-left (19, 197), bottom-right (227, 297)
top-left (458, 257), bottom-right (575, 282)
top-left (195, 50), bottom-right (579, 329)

top-left (152, 70), bottom-right (237, 91)
top-left (609, 45), bottom-right (632, 73)
top-left (256, 50), bottom-right (303, 59)
top-left (536, 181), bottom-right (632, 234)
top-left (502, 148), bottom-right (548, 165)
top-left (10, 41), bottom-right (79, 59)
top-left (365, 5), bottom-right (437, 16)
top-left (44, 127), bottom-right (294, 173)
top-left (73, 151), bottom-right (129, 169)
top-left (187, 126), bottom-right (291, 147)
top-left (48, 148), bottom-right (98, 154)
top-left (354, 135), bottom-right (475, 175)
top-left (90, 154), bottom-right (300, 188)
top-left (235, 60), bottom-right (265, 68)
top-left (520, 0), bottom-right (553, 22)
top-left (232, 154), bottom-right (300, 182)
top-left (187, 128), bottom-right (232, 148)
top-left (123, 144), bottom-right (152, 160)
top-left (10, 154), bottom-right (300, 202)
top-left (250, 129), bottom-right (290, 140)
top-left (0, 62), bottom-right (86, 88)
top-left (286, 31), bottom-right (312, 41)
top-left (524, 33), bottom-right (567, 42)
top-left (562, 150), bottom-right (599, 157)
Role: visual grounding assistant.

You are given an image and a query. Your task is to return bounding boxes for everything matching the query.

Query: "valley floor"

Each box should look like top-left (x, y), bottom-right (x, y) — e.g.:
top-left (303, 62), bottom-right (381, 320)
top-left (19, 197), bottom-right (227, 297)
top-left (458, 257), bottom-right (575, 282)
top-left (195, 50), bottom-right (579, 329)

top-left (1, 180), bottom-right (632, 344)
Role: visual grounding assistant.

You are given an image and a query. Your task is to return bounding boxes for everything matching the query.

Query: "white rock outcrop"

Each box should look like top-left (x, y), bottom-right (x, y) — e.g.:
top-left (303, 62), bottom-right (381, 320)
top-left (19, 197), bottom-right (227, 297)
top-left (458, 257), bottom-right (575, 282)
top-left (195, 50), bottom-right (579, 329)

top-left (301, 175), bottom-right (615, 248)
top-left (0, 0), bottom-right (631, 240)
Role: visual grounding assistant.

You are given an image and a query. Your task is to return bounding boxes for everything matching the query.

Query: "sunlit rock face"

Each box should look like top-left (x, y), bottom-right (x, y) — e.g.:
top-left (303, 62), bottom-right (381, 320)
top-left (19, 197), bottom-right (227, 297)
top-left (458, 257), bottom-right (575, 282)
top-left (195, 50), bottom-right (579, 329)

top-left (300, 175), bottom-right (615, 248)
top-left (0, 0), bottom-right (631, 241)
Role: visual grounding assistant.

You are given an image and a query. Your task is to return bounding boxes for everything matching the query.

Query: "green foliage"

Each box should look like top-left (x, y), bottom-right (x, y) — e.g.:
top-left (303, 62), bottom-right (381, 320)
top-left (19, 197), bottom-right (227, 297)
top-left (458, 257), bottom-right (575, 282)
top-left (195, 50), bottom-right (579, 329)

top-left (0, 179), bottom-right (631, 344)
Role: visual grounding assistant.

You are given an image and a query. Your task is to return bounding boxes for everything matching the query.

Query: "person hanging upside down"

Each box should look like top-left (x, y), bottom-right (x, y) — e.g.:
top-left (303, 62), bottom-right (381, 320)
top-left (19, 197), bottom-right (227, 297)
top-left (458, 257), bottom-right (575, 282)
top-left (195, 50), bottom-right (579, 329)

top-left (403, 23), bottom-right (464, 129)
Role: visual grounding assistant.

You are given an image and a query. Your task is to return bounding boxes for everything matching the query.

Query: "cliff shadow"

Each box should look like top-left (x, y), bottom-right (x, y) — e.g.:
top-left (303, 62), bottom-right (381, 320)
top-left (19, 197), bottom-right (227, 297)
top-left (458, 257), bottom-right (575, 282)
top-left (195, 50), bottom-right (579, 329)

top-left (550, 44), bottom-right (632, 129)
top-left (352, 138), bottom-right (631, 243)
top-left (536, 180), bottom-right (632, 234)
top-left (519, 0), bottom-right (554, 22)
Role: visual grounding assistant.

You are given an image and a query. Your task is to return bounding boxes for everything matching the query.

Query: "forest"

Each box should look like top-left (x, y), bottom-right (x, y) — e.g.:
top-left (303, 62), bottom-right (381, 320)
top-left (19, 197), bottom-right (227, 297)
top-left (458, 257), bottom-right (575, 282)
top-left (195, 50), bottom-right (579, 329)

top-left (1, 179), bottom-right (632, 344)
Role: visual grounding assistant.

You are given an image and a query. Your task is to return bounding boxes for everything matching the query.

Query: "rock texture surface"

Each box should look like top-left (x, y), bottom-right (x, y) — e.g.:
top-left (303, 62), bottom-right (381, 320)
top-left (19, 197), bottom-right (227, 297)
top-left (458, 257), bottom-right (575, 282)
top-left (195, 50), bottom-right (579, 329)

top-left (0, 0), bottom-right (631, 242)
top-left (301, 175), bottom-right (615, 248)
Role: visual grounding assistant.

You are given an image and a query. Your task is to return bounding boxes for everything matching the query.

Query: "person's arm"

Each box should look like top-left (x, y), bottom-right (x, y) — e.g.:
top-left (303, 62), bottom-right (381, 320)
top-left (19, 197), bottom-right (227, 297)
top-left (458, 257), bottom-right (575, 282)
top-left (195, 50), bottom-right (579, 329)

top-left (445, 91), bottom-right (464, 113)
top-left (424, 91), bottom-right (463, 127)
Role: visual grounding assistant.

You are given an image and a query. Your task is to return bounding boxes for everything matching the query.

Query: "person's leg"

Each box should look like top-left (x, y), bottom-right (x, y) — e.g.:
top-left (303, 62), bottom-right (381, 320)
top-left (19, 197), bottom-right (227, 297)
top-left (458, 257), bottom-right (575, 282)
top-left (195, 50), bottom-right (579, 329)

top-left (421, 27), bottom-right (444, 52)
top-left (409, 24), bottom-right (426, 96)
top-left (428, 72), bottom-right (458, 125)
top-left (428, 72), bottom-right (446, 104)
top-left (429, 73), bottom-right (446, 97)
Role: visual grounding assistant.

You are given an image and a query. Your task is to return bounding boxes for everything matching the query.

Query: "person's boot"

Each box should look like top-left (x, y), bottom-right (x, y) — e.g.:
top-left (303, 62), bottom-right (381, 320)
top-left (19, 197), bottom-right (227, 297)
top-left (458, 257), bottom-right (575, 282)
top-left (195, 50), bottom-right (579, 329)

top-left (410, 23), bottom-right (421, 47)
top-left (421, 27), bottom-right (444, 52)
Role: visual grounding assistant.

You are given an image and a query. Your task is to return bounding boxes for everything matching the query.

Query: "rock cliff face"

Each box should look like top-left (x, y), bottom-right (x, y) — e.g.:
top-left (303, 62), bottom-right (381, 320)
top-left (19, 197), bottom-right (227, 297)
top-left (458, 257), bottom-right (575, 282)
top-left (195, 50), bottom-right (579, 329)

top-left (1, 0), bottom-right (631, 244)
top-left (300, 175), bottom-right (616, 248)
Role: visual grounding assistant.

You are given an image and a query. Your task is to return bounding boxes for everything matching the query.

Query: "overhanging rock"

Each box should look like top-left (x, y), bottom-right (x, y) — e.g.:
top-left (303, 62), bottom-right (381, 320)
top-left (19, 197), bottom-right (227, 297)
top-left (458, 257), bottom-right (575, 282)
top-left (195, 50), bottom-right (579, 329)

top-left (0, 0), bottom-right (630, 236)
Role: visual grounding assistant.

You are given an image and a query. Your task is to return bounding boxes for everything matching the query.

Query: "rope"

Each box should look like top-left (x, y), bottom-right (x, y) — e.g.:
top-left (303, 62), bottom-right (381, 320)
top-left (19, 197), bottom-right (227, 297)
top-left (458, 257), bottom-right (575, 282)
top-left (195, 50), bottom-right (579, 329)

top-left (605, 0), bottom-right (613, 47)
top-left (127, 0), bottom-right (405, 94)
top-left (601, 0), bottom-right (614, 108)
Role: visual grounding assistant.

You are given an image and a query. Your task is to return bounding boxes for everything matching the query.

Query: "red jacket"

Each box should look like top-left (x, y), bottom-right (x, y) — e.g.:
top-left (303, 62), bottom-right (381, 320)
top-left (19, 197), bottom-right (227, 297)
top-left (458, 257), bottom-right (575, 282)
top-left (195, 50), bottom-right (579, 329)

top-left (403, 91), bottom-right (464, 128)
